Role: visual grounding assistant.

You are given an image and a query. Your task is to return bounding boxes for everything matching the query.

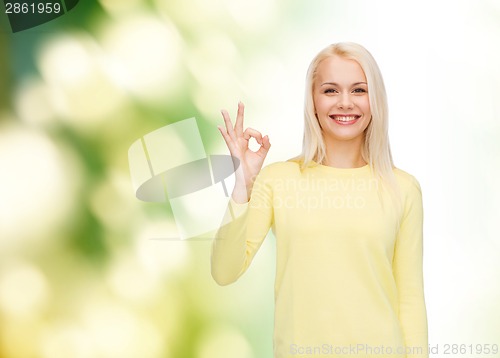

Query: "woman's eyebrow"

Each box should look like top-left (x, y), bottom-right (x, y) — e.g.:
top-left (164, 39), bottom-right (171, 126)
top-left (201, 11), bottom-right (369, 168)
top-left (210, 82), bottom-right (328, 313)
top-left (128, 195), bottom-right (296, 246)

top-left (320, 82), bottom-right (367, 86)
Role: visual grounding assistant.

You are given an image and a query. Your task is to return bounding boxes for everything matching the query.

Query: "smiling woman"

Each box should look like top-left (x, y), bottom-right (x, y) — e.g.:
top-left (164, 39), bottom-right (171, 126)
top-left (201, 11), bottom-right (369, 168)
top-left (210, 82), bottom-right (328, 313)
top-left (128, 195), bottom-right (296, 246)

top-left (212, 42), bottom-right (428, 358)
top-left (313, 55), bottom-right (372, 167)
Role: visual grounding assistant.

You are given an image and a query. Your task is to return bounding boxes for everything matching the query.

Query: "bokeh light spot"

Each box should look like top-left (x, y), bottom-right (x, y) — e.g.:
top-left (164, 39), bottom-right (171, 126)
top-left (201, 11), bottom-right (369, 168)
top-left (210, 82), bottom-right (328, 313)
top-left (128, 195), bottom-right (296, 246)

top-left (14, 77), bottom-right (55, 126)
top-left (101, 13), bottom-right (181, 104)
top-left (37, 33), bottom-right (126, 125)
top-left (196, 323), bottom-right (253, 358)
top-left (0, 261), bottom-right (50, 317)
top-left (40, 324), bottom-right (95, 358)
top-left (82, 304), bottom-right (163, 358)
top-left (0, 125), bottom-right (79, 252)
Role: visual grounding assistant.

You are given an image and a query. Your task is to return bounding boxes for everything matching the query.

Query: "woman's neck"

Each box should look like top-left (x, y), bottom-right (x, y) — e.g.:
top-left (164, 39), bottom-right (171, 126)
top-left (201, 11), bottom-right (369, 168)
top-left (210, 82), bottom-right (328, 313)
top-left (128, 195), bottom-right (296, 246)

top-left (323, 137), bottom-right (366, 169)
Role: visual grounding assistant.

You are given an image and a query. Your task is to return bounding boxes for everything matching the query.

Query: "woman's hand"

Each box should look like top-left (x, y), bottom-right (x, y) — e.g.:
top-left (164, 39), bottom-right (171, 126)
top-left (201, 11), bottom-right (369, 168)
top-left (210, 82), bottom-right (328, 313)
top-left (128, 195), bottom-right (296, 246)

top-left (218, 102), bottom-right (271, 203)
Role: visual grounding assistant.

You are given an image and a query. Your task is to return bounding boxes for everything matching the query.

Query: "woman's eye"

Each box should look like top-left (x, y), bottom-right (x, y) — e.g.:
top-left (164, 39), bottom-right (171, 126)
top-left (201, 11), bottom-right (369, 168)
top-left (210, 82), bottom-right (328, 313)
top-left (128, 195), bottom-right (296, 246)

top-left (323, 88), bottom-right (337, 94)
top-left (353, 88), bottom-right (367, 93)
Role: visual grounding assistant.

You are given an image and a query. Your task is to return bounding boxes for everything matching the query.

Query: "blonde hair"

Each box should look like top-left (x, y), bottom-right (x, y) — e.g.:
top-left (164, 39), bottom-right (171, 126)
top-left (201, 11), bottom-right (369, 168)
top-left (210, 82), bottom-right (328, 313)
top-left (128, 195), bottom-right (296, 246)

top-left (294, 42), bottom-right (401, 212)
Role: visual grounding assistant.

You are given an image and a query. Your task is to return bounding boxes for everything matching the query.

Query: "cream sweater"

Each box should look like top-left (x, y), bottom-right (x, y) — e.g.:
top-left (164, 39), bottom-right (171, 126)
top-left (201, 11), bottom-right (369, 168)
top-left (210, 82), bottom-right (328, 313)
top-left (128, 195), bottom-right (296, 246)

top-left (211, 160), bottom-right (428, 358)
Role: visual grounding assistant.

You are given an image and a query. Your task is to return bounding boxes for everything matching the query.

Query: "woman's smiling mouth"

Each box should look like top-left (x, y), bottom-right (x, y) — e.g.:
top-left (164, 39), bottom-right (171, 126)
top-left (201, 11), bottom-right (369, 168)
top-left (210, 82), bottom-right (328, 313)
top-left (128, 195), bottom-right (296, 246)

top-left (329, 114), bottom-right (361, 125)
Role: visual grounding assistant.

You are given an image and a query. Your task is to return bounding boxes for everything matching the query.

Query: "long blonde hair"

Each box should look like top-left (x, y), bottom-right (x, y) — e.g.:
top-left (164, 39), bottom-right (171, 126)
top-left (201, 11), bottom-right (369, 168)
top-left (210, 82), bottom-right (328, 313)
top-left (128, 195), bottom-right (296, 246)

top-left (294, 42), bottom-right (401, 211)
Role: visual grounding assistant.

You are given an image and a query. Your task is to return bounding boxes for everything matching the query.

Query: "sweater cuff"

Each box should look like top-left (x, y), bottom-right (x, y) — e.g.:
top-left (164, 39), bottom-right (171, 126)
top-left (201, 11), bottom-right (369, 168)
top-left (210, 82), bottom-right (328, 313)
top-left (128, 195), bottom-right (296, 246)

top-left (218, 197), bottom-right (248, 226)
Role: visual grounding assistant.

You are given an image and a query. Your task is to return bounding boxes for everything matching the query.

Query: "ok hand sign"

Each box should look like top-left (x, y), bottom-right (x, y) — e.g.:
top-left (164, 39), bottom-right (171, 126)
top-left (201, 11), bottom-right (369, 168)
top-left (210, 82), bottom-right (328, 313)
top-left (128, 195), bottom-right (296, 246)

top-left (218, 102), bottom-right (271, 202)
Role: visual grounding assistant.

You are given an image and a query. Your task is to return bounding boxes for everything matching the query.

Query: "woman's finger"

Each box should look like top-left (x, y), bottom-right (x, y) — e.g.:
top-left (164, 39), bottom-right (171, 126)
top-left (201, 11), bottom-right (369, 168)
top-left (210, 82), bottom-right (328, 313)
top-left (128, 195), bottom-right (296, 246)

top-left (221, 109), bottom-right (237, 142)
top-left (256, 134), bottom-right (271, 157)
top-left (243, 127), bottom-right (263, 144)
top-left (234, 101), bottom-right (245, 136)
top-left (217, 125), bottom-right (236, 153)
top-left (217, 125), bottom-right (230, 144)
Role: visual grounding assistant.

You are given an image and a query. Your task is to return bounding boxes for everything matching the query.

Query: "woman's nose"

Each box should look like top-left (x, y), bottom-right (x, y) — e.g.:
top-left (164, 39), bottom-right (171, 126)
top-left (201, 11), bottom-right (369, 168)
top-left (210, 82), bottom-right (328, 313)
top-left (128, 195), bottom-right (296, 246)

top-left (337, 93), bottom-right (353, 109)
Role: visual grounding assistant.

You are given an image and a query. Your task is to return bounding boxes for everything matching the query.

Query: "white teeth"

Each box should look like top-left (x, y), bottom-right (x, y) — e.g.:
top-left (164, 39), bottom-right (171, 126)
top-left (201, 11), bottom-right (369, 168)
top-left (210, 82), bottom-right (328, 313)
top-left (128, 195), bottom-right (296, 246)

top-left (332, 116), bottom-right (358, 122)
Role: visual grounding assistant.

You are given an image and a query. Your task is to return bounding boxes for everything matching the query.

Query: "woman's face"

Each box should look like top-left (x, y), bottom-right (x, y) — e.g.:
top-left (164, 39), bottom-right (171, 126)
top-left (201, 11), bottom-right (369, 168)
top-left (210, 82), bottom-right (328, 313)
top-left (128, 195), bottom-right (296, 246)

top-left (313, 55), bottom-right (371, 144)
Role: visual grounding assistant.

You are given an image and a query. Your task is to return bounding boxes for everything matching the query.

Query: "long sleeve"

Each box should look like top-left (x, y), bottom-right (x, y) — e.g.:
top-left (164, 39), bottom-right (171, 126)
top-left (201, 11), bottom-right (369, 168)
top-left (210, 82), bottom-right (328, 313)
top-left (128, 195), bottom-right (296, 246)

top-left (392, 176), bottom-right (428, 357)
top-left (210, 165), bottom-right (274, 286)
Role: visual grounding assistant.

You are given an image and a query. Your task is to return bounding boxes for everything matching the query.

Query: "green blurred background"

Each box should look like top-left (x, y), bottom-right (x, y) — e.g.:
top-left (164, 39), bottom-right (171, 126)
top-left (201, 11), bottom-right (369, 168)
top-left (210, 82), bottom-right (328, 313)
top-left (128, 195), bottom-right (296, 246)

top-left (0, 0), bottom-right (499, 357)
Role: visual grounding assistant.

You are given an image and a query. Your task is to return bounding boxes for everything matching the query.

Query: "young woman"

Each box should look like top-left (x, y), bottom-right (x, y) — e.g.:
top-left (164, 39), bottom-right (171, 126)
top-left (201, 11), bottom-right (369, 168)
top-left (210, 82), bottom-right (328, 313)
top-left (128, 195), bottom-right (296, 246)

top-left (211, 42), bottom-right (428, 358)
